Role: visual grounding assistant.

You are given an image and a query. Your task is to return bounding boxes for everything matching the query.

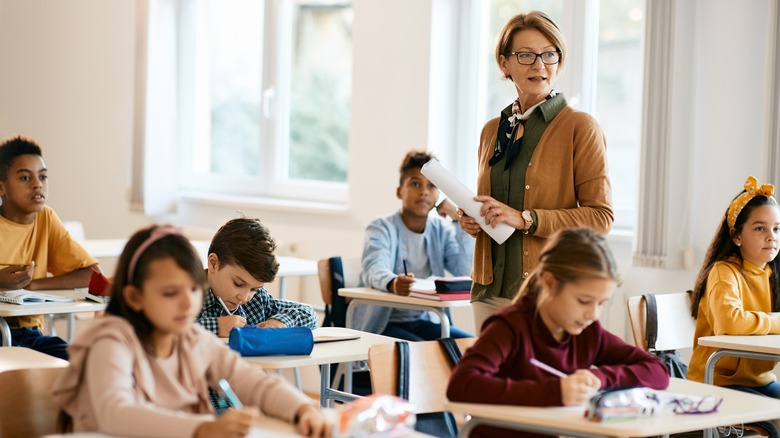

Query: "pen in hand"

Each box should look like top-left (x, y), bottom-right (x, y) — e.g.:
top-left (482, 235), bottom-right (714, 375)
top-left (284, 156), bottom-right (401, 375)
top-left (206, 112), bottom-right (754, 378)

top-left (217, 378), bottom-right (244, 409)
top-left (530, 358), bottom-right (568, 378)
top-left (217, 296), bottom-right (234, 316)
top-left (403, 259), bottom-right (408, 276)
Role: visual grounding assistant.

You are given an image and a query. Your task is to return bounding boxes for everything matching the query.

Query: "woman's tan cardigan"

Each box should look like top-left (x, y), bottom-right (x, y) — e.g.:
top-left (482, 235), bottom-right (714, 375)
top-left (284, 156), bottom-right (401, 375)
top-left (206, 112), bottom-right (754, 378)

top-left (472, 105), bottom-right (613, 286)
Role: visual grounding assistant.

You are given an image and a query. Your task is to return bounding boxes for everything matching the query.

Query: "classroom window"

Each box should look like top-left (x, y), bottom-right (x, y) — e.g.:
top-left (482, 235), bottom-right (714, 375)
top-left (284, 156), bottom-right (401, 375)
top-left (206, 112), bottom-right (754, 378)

top-left (178, 0), bottom-right (352, 203)
top-left (479, 0), bottom-right (644, 231)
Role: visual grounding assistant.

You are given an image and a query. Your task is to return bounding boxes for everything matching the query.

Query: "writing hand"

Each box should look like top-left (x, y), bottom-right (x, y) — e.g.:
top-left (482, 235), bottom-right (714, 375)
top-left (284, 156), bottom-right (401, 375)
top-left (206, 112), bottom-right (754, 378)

top-left (0, 263), bottom-right (34, 290)
top-left (218, 315), bottom-right (247, 337)
top-left (391, 274), bottom-right (415, 296)
top-left (560, 369), bottom-right (601, 406)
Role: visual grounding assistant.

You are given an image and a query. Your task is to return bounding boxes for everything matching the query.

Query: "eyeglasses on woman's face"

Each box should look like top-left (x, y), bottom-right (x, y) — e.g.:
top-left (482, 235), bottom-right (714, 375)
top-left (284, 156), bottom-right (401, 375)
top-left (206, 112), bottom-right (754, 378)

top-left (506, 50), bottom-right (561, 66)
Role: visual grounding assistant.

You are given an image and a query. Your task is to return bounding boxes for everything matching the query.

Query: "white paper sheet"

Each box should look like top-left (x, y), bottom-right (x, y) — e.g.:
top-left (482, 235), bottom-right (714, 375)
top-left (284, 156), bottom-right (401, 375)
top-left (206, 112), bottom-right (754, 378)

top-left (421, 159), bottom-right (514, 244)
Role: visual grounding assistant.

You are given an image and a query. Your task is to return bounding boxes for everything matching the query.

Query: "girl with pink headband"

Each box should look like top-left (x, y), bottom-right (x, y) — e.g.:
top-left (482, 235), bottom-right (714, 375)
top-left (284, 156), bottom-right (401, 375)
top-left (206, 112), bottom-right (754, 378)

top-left (688, 176), bottom-right (780, 437)
top-left (53, 225), bottom-right (331, 437)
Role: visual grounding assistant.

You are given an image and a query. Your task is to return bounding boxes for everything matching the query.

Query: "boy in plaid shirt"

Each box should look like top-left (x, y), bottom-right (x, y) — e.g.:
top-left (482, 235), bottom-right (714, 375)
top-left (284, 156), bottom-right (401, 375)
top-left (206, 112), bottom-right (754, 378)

top-left (196, 217), bottom-right (318, 337)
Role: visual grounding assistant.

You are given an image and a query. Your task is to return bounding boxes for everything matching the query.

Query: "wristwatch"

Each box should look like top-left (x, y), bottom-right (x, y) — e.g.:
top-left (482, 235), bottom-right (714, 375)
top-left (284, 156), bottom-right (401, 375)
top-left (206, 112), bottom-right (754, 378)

top-left (521, 210), bottom-right (534, 233)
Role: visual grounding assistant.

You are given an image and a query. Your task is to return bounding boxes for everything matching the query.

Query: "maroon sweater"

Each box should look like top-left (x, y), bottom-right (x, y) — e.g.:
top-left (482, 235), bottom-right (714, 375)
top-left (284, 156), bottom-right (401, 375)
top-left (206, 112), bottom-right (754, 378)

top-left (447, 294), bottom-right (669, 437)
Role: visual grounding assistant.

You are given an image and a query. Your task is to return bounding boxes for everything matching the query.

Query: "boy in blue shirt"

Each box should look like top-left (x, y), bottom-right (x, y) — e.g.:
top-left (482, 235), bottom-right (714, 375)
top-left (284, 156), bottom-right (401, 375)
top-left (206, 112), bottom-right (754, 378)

top-left (196, 217), bottom-right (317, 337)
top-left (353, 150), bottom-right (473, 340)
top-left (0, 135), bottom-right (99, 359)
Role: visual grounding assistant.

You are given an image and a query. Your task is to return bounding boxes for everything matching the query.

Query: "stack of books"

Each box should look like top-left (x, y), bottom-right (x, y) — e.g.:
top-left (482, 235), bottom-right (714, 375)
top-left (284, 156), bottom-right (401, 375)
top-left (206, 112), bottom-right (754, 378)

top-left (408, 276), bottom-right (472, 301)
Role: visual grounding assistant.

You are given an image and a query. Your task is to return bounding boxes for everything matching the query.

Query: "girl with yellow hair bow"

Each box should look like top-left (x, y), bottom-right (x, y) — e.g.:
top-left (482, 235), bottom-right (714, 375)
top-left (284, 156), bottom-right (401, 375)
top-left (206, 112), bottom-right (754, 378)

top-left (688, 176), bottom-right (780, 437)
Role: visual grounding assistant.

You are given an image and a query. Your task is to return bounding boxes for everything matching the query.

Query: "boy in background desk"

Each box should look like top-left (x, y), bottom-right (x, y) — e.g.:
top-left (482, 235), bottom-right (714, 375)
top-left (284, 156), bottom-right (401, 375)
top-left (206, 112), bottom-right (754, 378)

top-left (354, 150), bottom-right (473, 341)
top-left (195, 217), bottom-right (318, 338)
top-left (0, 135), bottom-right (99, 359)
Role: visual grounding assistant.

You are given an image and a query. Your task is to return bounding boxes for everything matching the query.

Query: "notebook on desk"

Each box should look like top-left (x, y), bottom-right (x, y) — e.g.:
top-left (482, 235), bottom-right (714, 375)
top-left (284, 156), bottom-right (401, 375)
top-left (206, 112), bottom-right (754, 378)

top-left (0, 290), bottom-right (74, 305)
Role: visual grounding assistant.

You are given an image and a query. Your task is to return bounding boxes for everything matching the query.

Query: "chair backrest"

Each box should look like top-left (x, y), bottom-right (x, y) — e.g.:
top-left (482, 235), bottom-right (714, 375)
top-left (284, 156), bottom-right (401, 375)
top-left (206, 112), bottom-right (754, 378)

top-left (626, 292), bottom-right (696, 351)
top-left (317, 256), bottom-right (361, 327)
top-left (368, 338), bottom-right (476, 413)
top-left (0, 365), bottom-right (66, 437)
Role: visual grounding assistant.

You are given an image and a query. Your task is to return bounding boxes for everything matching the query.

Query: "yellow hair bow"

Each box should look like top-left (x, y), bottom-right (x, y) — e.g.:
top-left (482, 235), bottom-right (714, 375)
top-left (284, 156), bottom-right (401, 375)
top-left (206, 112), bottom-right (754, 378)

top-left (727, 176), bottom-right (776, 228)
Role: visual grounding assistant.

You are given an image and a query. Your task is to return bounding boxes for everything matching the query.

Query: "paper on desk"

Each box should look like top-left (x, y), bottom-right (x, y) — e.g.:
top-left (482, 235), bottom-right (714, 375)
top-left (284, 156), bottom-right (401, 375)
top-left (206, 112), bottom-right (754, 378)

top-left (421, 159), bottom-right (514, 245)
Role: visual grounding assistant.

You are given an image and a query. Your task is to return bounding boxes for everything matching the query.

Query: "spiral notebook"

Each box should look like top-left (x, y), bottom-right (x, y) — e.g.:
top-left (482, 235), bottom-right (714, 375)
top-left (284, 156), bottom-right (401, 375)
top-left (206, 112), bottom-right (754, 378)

top-left (0, 290), bottom-right (74, 305)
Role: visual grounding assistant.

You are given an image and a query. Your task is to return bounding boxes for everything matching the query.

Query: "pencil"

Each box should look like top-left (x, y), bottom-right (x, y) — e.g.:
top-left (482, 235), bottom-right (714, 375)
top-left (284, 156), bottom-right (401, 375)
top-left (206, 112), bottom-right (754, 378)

top-left (530, 358), bottom-right (568, 378)
top-left (403, 259), bottom-right (408, 276)
top-left (216, 296), bottom-right (233, 316)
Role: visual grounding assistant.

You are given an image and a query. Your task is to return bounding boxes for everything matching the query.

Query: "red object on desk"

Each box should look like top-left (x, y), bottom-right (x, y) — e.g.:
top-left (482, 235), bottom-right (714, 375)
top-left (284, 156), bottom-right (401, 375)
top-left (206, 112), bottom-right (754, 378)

top-left (88, 269), bottom-right (111, 296)
top-left (409, 291), bottom-right (471, 301)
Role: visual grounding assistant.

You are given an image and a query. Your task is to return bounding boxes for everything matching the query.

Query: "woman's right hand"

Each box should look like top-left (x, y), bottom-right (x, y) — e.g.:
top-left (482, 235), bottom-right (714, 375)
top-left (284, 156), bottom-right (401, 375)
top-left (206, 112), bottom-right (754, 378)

top-left (560, 369), bottom-right (601, 406)
top-left (218, 315), bottom-right (247, 337)
top-left (195, 408), bottom-right (258, 438)
top-left (457, 208), bottom-right (481, 237)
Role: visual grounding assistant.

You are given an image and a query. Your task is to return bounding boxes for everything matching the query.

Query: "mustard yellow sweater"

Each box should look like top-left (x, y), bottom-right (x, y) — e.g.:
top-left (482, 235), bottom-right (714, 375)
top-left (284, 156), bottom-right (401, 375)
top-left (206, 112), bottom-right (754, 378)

top-left (687, 257), bottom-right (780, 386)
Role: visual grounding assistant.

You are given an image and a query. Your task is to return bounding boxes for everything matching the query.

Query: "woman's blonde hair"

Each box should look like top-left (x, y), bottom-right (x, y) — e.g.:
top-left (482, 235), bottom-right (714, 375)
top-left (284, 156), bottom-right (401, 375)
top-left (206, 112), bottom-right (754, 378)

top-left (513, 228), bottom-right (619, 303)
top-left (495, 10), bottom-right (566, 79)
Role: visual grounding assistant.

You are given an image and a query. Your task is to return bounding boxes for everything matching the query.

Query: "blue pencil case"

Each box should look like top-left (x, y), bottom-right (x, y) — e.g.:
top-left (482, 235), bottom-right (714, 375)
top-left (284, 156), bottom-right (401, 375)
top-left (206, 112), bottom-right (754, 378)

top-left (228, 326), bottom-right (314, 356)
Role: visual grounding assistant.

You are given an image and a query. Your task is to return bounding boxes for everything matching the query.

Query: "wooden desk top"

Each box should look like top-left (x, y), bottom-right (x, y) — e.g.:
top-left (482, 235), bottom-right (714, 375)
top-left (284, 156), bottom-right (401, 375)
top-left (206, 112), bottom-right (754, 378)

top-left (0, 346), bottom-right (69, 372)
top-left (447, 378), bottom-right (780, 437)
top-left (0, 289), bottom-right (106, 317)
top-left (339, 287), bottom-right (471, 308)
top-left (697, 335), bottom-right (780, 355)
top-left (241, 327), bottom-right (397, 369)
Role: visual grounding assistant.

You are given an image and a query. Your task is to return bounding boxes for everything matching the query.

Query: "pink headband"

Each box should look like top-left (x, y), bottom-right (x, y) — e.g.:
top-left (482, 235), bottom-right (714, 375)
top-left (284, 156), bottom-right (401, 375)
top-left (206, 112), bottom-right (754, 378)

top-left (127, 225), bottom-right (184, 283)
top-left (727, 176), bottom-right (776, 229)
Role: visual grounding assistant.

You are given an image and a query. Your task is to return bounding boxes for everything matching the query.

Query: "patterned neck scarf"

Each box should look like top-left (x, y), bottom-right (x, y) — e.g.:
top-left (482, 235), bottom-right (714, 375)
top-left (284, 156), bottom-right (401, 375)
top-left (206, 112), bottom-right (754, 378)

top-left (489, 91), bottom-right (557, 170)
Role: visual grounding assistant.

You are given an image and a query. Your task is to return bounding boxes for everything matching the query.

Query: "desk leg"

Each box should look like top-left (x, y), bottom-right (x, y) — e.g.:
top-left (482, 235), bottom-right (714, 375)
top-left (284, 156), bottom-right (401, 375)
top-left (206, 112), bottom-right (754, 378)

top-left (434, 309), bottom-right (451, 338)
top-left (703, 349), bottom-right (780, 438)
top-left (320, 363), bottom-right (331, 407)
top-left (0, 317), bottom-right (11, 347)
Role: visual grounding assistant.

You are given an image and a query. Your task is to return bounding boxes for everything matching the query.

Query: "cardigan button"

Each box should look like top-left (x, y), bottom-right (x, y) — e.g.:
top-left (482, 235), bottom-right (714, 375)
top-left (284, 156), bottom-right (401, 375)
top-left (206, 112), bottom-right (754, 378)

top-left (525, 185), bottom-right (530, 190)
top-left (523, 272), bottom-right (529, 278)
top-left (523, 251), bottom-right (529, 256)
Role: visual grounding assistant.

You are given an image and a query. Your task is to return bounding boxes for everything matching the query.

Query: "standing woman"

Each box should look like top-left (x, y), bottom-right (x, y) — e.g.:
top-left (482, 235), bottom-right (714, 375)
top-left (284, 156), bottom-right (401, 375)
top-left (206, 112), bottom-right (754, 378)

top-left (459, 11), bottom-right (613, 332)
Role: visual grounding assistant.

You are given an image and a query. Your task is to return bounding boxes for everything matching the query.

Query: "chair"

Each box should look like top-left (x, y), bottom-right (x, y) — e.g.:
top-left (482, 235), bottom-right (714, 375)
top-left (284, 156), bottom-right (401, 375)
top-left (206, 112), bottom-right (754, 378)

top-left (368, 338), bottom-right (476, 414)
top-left (626, 292), bottom-right (695, 352)
top-left (317, 256), bottom-right (365, 394)
top-left (317, 256), bottom-right (362, 328)
top-left (0, 347), bottom-right (68, 437)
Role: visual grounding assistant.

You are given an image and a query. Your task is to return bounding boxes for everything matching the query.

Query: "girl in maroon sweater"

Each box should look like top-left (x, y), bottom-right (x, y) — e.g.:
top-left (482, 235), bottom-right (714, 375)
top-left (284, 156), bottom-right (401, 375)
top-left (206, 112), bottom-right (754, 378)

top-left (447, 228), bottom-right (669, 437)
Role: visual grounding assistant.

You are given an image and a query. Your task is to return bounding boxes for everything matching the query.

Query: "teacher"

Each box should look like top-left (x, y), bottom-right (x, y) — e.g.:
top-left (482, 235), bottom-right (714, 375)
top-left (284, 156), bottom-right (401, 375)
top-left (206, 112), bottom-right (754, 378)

top-left (458, 10), bottom-right (613, 332)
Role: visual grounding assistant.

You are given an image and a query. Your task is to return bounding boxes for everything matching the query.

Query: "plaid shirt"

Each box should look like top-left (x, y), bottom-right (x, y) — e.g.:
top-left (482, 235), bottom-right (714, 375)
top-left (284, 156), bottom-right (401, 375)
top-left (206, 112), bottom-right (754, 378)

top-left (196, 287), bottom-right (318, 336)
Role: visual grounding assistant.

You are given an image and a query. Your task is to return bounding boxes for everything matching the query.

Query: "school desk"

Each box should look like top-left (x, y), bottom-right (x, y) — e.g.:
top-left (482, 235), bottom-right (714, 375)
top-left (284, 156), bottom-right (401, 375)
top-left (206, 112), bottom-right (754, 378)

top-left (81, 239), bottom-right (317, 299)
top-left (696, 334), bottom-right (780, 438)
top-left (0, 346), bottom-right (69, 372)
top-left (446, 377), bottom-right (780, 437)
top-left (339, 287), bottom-right (471, 338)
top-left (240, 327), bottom-right (397, 407)
top-left (0, 290), bottom-right (107, 347)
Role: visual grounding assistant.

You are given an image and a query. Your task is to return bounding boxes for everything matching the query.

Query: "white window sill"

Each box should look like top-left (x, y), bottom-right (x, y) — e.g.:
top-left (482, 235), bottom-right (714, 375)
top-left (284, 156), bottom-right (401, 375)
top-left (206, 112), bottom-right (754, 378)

top-left (178, 191), bottom-right (350, 216)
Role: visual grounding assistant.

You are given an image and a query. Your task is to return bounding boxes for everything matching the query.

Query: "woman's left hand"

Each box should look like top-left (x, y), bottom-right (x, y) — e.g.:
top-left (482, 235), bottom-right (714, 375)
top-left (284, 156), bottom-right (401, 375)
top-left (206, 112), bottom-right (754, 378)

top-left (474, 195), bottom-right (523, 229)
top-left (295, 404), bottom-right (332, 437)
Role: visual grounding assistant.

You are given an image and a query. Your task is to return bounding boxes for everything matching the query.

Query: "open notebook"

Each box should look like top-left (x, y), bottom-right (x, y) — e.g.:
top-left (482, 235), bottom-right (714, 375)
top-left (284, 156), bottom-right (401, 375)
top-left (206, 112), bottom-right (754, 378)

top-left (0, 290), bottom-right (74, 305)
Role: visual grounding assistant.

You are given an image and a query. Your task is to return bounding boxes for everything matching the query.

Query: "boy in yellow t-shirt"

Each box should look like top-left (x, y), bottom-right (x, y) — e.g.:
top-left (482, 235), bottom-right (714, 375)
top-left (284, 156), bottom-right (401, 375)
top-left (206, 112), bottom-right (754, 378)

top-left (0, 135), bottom-right (99, 359)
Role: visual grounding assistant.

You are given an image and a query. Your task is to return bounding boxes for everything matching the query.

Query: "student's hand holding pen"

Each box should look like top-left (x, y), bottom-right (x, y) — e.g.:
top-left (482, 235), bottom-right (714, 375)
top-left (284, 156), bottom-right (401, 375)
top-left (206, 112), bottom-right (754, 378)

top-left (390, 274), bottom-right (414, 296)
top-left (194, 407), bottom-right (259, 438)
top-left (295, 404), bottom-right (333, 438)
top-left (217, 315), bottom-right (247, 338)
top-left (0, 262), bottom-right (34, 290)
top-left (560, 369), bottom-right (602, 406)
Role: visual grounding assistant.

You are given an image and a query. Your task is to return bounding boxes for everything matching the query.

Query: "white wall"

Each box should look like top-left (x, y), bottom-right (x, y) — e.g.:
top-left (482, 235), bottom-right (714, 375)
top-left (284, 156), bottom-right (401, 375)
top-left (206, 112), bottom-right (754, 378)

top-left (0, 0), bottom-right (777, 342)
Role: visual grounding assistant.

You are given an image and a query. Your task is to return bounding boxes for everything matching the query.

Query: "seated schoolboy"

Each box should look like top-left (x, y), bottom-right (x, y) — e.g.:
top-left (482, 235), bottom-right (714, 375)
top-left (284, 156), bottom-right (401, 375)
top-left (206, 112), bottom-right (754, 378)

top-left (0, 135), bottom-right (99, 360)
top-left (353, 150), bottom-right (474, 341)
top-left (196, 217), bottom-right (318, 338)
